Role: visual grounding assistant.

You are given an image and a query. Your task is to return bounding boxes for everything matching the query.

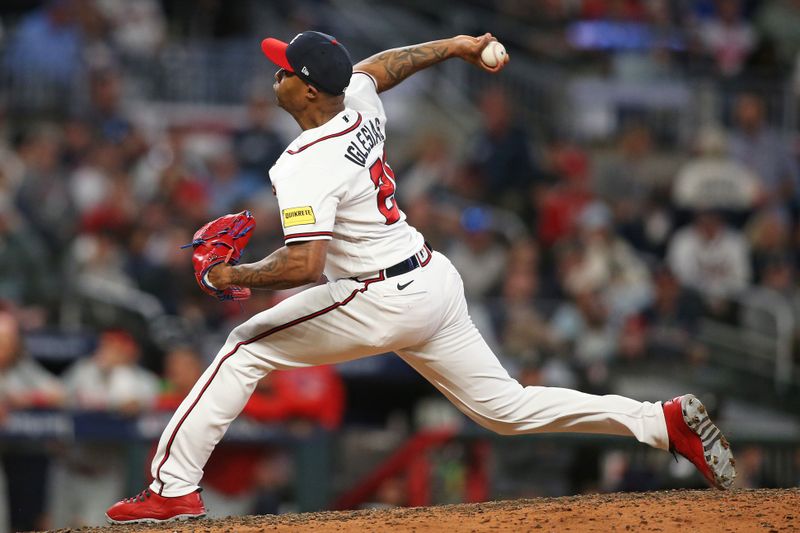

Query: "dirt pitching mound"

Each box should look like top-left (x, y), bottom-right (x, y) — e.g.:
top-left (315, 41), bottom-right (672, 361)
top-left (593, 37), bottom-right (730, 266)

top-left (48, 488), bottom-right (798, 532)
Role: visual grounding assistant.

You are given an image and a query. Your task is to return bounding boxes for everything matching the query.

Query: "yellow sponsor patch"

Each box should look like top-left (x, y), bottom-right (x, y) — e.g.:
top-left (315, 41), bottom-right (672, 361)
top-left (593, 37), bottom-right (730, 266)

top-left (282, 206), bottom-right (316, 227)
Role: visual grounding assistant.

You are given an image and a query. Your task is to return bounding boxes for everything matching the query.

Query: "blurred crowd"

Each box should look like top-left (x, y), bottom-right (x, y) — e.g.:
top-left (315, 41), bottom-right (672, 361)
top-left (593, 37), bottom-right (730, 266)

top-left (1, 0), bottom-right (800, 530)
top-left (408, 83), bottom-right (799, 389)
top-left (1, 310), bottom-right (345, 530)
top-left (469, 0), bottom-right (800, 81)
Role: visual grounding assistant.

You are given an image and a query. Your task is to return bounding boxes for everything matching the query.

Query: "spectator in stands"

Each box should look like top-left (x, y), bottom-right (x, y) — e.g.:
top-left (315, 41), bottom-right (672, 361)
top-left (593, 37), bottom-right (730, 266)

top-left (67, 156), bottom-right (139, 310)
top-left (399, 191), bottom-right (459, 252)
top-left (61, 328), bottom-right (158, 414)
top-left (667, 210), bottom-right (751, 299)
top-left (398, 131), bottom-right (457, 203)
top-left (506, 237), bottom-right (540, 273)
top-left (0, 311), bottom-right (64, 414)
top-left (233, 87), bottom-right (287, 183)
top-left (596, 0), bottom-right (680, 83)
top-left (127, 124), bottom-right (179, 203)
top-left (0, 310), bottom-right (64, 532)
top-left (205, 144), bottom-right (265, 216)
top-left (550, 290), bottom-right (618, 391)
top-left (93, 0), bottom-right (166, 59)
top-left (168, 174), bottom-right (213, 229)
top-left (491, 254), bottom-right (557, 367)
top-left (741, 211), bottom-right (800, 338)
top-left (66, 225), bottom-right (135, 294)
top-left (697, 0), bottom-right (756, 77)
top-left (68, 139), bottom-right (125, 216)
top-left (470, 86), bottom-right (538, 214)
top-left (757, 0), bottom-right (800, 66)
top-left (155, 345), bottom-right (204, 409)
top-left (728, 93), bottom-right (799, 206)
top-left (593, 124), bottom-right (676, 230)
top-left (14, 124), bottom-right (76, 250)
top-left (445, 206), bottom-right (508, 299)
top-left (154, 345), bottom-right (345, 517)
top-left (673, 127), bottom-right (761, 213)
top-left (2, 0), bottom-right (83, 92)
top-left (748, 254), bottom-right (800, 327)
top-left (123, 202), bottom-right (195, 314)
top-left (563, 202), bottom-right (653, 323)
top-left (49, 329), bottom-right (158, 527)
top-left (60, 117), bottom-right (94, 169)
top-left (446, 161), bottom-right (492, 203)
top-left (536, 142), bottom-right (594, 247)
top-left (746, 207), bottom-right (796, 283)
top-left (82, 67), bottom-right (132, 144)
top-left (72, 0), bottom-right (112, 59)
top-left (630, 267), bottom-right (706, 363)
top-left (0, 194), bottom-right (56, 322)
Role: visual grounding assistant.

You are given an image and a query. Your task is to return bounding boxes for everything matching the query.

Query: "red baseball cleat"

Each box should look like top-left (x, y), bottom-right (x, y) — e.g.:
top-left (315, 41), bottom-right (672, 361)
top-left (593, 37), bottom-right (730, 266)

top-left (663, 394), bottom-right (736, 489)
top-left (105, 488), bottom-right (207, 524)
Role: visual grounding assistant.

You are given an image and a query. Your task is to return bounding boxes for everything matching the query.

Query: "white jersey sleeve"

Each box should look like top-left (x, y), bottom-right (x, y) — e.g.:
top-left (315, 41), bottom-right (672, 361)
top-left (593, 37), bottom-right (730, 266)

top-left (272, 157), bottom-right (343, 244)
top-left (345, 71), bottom-right (383, 116)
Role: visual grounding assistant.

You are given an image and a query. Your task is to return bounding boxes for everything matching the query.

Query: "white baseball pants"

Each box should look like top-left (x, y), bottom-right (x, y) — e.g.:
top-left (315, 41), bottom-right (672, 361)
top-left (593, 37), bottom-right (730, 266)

top-left (150, 251), bottom-right (669, 496)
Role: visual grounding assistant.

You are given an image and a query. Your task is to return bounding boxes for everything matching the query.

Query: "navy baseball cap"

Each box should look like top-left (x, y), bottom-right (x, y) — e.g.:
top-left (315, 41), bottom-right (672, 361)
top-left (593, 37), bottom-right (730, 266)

top-left (261, 31), bottom-right (353, 95)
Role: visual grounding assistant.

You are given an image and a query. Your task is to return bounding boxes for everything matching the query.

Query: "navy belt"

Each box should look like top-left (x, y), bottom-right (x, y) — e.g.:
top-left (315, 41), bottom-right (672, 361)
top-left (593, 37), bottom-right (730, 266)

top-left (384, 243), bottom-right (433, 278)
top-left (355, 243), bottom-right (433, 282)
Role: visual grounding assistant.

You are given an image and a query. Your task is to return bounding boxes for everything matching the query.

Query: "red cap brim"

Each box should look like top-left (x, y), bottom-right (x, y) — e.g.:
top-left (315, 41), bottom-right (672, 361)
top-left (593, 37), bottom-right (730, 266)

top-left (261, 38), bottom-right (293, 71)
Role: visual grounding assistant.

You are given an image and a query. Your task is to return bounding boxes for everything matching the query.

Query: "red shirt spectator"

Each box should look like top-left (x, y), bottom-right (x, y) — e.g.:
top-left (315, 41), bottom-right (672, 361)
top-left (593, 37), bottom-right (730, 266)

top-left (537, 146), bottom-right (593, 247)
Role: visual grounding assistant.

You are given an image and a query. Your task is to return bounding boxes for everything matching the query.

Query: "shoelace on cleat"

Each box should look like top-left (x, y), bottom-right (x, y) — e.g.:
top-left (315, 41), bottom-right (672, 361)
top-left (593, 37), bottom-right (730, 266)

top-left (124, 489), bottom-right (152, 504)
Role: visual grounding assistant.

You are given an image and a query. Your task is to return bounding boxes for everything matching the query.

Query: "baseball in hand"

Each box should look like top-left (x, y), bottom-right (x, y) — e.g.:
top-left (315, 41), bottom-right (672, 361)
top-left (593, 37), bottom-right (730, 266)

top-left (480, 41), bottom-right (506, 68)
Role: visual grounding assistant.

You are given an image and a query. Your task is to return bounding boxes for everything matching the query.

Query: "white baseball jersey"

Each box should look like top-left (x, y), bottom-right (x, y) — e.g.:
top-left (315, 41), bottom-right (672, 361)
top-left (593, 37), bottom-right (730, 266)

top-left (269, 72), bottom-right (424, 280)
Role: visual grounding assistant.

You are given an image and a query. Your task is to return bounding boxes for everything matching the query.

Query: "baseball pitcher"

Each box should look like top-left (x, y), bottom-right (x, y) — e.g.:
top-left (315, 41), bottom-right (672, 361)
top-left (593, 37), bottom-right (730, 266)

top-left (106, 31), bottom-right (736, 523)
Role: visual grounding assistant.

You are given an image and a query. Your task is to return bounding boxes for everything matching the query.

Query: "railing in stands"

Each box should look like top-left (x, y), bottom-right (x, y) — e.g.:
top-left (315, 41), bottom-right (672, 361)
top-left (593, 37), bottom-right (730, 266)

top-left (697, 288), bottom-right (797, 393)
top-left (331, 428), bottom-right (493, 510)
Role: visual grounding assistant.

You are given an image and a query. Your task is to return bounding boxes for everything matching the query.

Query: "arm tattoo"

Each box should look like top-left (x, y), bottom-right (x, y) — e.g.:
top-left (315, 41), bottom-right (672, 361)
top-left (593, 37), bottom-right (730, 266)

top-left (356, 39), bottom-right (452, 92)
top-left (228, 246), bottom-right (316, 290)
top-left (377, 45), bottom-right (448, 88)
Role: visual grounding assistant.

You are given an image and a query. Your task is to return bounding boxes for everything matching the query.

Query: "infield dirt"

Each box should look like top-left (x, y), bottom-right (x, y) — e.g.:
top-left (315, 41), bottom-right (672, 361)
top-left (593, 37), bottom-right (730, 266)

top-left (43, 488), bottom-right (798, 532)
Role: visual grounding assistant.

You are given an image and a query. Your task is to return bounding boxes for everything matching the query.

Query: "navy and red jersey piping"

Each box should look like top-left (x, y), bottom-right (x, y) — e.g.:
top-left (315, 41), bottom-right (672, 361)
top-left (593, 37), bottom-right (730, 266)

top-left (286, 113), bottom-right (363, 155)
top-left (284, 231), bottom-right (333, 241)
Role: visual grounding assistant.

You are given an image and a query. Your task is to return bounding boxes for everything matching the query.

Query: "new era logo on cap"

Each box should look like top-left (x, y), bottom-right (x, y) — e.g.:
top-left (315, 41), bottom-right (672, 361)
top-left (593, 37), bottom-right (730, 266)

top-left (261, 31), bottom-right (353, 95)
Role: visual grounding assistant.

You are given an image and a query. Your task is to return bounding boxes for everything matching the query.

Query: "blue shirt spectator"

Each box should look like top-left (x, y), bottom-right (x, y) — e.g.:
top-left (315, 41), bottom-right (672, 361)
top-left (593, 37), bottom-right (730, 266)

top-left (470, 87), bottom-right (538, 212)
top-left (728, 93), bottom-right (799, 205)
top-left (3, 1), bottom-right (83, 85)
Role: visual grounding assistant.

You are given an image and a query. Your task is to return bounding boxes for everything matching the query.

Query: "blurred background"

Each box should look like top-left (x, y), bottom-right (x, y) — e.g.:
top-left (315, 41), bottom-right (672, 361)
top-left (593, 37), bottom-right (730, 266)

top-left (1, 0), bottom-right (799, 530)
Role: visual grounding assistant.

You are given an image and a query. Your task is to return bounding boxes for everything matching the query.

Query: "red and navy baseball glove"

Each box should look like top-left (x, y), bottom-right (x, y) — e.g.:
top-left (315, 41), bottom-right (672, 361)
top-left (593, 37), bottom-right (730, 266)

top-left (182, 210), bottom-right (256, 301)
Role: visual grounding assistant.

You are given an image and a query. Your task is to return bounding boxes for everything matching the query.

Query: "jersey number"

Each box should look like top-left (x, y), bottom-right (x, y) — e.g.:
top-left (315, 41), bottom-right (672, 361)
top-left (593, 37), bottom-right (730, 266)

top-left (369, 156), bottom-right (400, 225)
